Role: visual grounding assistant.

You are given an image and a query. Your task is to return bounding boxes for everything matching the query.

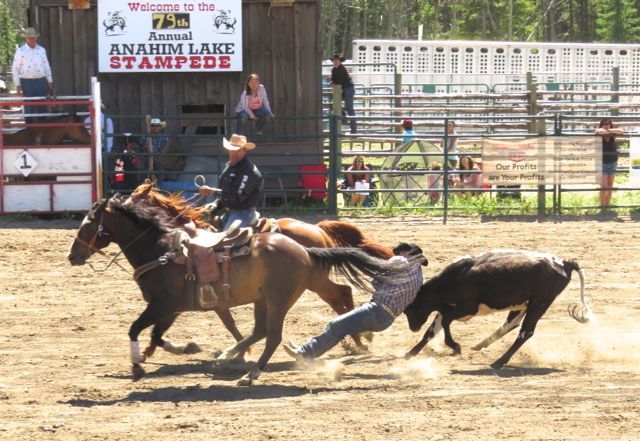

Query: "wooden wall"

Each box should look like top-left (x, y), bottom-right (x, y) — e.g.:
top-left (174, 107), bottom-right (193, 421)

top-left (30, 0), bottom-right (322, 141)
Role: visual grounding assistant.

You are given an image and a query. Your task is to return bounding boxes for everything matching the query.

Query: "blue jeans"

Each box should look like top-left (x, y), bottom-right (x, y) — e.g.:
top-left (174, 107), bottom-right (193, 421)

top-left (298, 301), bottom-right (395, 359)
top-left (221, 207), bottom-right (258, 230)
top-left (21, 78), bottom-right (47, 123)
top-left (342, 84), bottom-right (357, 133)
top-left (236, 107), bottom-right (271, 134)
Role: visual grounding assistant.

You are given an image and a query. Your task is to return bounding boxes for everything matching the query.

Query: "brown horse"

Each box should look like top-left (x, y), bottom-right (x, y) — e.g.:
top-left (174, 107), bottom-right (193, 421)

top-left (128, 182), bottom-right (394, 347)
top-left (67, 195), bottom-right (410, 385)
top-left (2, 114), bottom-right (91, 146)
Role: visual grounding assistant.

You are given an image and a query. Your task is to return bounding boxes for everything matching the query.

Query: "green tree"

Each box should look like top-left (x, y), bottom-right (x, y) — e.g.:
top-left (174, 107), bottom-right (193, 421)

top-left (0, 3), bottom-right (19, 73)
top-left (595, 0), bottom-right (640, 42)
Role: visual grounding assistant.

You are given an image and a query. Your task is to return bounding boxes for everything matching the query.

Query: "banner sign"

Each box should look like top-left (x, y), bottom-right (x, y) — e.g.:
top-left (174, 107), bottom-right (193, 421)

top-left (482, 136), bottom-right (601, 185)
top-left (98, 0), bottom-right (243, 72)
top-left (630, 136), bottom-right (640, 186)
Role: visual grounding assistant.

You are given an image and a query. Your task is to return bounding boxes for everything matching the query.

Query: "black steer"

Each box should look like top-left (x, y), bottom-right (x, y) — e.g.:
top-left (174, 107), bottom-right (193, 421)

top-left (404, 249), bottom-right (591, 369)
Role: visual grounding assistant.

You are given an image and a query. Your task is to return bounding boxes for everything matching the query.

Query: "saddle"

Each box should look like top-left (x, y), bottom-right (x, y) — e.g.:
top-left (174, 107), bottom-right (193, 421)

top-left (182, 222), bottom-right (253, 311)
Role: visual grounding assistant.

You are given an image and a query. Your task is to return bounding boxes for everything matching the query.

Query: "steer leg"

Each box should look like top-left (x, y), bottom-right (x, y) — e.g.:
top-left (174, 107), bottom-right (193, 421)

top-left (472, 310), bottom-right (525, 351)
top-left (405, 313), bottom-right (443, 358)
top-left (491, 302), bottom-right (551, 369)
top-left (441, 315), bottom-right (462, 354)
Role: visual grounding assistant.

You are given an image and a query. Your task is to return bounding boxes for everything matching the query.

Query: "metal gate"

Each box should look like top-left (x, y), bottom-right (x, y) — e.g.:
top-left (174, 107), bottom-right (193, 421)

top-left (0, 93), bottom-right (97, 214)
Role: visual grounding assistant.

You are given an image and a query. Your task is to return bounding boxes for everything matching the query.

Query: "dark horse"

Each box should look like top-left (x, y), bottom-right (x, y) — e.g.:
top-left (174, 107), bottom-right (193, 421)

top-left (67, 196), bottom-right (410, 385)
top-left (128, 182), bottom-right (394, 348)
top-left (2, 113), bottom-right (91, 146)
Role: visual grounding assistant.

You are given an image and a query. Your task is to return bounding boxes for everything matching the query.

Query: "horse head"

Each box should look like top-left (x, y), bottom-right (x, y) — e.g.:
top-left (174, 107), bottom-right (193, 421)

top-left (68, 197), bottom-right (114, 265)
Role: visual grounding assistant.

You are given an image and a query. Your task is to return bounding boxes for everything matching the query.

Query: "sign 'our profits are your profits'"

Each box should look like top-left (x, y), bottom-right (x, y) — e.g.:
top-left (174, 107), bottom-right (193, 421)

top-left (98, 0), bottom-right (243, 72)
top-left (482, 137), bottom-right (602, 185)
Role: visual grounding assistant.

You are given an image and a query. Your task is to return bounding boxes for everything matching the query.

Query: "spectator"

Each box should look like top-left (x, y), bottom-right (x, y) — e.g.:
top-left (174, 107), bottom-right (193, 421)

top-left (11, 27), bottom-right (53, 123)
top-left (84, 103), bottom-right (114, 152)
top-left (282, 242), bottom-right (426, 361)
top-left (139, 116), bottom-right (169, 176)
top-left (402, 119), bottom-right (416, 142)
top-left (198, 134), bottom-right (263, 230)
top-left (444, 121), bottom-right (458, 169)
top-left (345, 155), bottom-right (371, 206)
top-left (427, 162), bottom-right (443, 204)
top-left (234, 73), bottom-right (274, 136)
top-left (0, 79), bottom-right (7, 95)
top-left (455, 156), bottom-right (483, 197)
top-left (330, 54), bottom-right (357, 134)
top-left (595, 118), bottom-right (624, 207)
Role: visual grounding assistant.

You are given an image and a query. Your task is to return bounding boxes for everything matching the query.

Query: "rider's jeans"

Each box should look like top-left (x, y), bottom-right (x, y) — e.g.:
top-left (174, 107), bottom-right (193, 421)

top-left (222, 208), bottom-right (257, 230)
top-left (296, 301), bottom-right (395, 359)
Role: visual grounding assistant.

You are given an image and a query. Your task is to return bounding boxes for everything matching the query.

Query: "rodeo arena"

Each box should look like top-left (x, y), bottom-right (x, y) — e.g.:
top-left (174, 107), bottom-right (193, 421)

top-left (0, 0), bottom-right (639, 440)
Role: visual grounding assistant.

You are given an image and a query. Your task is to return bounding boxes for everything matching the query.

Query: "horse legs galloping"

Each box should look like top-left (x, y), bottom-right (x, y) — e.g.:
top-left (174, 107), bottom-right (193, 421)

top-left (216, 298), bottom-right (269, 362)
top-left (128, 302), bottom-right (167, 380)
top-left (143, 313), bottom-right (202, 359)
top-left (215, 308), bottom-right (245, 345)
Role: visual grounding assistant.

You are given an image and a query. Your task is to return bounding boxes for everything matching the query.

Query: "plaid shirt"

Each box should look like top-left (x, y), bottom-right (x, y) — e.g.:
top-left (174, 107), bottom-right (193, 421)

top-left (372, 255), bottom-right (424, 317)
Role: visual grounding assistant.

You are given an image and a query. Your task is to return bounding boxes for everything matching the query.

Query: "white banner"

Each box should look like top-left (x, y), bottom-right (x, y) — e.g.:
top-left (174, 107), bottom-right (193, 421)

top-left (482, 136), bottom-right (601, 185)
top-left (98, 0), bottom-right (243, 72)
top-left (630, 136), bottom-right (640, 185)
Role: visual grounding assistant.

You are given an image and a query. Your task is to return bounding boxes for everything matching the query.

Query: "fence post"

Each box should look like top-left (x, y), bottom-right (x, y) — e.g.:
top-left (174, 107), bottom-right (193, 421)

top-left (327, 115), bottom-right (339, 215)
top-left (612, 66), bottom-right (620, 116)
top-left (527, 72), bottom-right (546, 216)
top-left (332, 84), bottom-right (343, 134)
top-left (443, 118), bottom-right (450, 225)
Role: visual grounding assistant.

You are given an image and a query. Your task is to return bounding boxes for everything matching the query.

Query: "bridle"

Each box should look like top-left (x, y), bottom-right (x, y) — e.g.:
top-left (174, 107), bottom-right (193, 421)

top-left (76, 192), bottom-right (206, 276)
top-left (73, 207), bottom-right (131, 274)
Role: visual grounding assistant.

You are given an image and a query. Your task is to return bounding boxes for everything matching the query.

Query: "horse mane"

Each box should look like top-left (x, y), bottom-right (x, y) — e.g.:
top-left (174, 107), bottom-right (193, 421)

top-left (317, 220), bottom-right (394, 259)
top-left (130, 181), bottom-right (209, 229)
top-left (109, 194), bottom-right (176, 233)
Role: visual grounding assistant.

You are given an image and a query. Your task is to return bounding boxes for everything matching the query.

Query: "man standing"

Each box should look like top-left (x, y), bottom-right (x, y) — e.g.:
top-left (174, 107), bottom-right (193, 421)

top-left (330, 54), bottom-right (357, 134)
top-left (198, 134), bottom-right (263, 230)
top-left (12, 28), bottom-right (53, 123)
top-left (283, 242), bottom-right (427, 361)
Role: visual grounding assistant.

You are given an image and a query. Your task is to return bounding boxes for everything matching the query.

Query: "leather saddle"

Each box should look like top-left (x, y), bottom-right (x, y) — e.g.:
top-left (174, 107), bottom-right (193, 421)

top-left (181, 222), bottom-right (253, 311)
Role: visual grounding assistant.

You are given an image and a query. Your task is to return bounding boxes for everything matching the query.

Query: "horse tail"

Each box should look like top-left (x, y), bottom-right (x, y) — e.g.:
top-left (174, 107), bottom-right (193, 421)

top-left (307, 247), bottom-right (410, 293)
top-left (317, 220), bottom-right (394, 259)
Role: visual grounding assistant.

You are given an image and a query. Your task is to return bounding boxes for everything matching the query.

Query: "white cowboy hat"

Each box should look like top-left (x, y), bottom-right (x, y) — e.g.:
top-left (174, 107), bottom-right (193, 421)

top-left (150, 118), bottom-right (166, 128)
top-left (22, 27), bottom-right (40, 38)
top-left (223, 134), bottom-right (256, 151)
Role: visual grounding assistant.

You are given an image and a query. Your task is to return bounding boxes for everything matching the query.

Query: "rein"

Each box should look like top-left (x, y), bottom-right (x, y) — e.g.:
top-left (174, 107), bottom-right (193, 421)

top-left (80, 193), bottom-right (206, 277)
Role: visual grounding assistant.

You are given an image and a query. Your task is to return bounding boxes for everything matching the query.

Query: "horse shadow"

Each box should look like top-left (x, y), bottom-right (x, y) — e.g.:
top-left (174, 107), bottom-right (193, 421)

top-left (450, 366), bottom-right (564, 377)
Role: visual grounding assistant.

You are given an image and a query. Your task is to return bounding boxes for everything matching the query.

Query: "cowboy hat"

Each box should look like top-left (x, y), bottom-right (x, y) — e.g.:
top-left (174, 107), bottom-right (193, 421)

top-left (331, 54), bottom-right (346, 62)
top-left (22, 27), bottom-right (40, 38)
top-left (223, 134), bottom-right (256, 151)
top-left (149, 118), bottom-right (166, 128)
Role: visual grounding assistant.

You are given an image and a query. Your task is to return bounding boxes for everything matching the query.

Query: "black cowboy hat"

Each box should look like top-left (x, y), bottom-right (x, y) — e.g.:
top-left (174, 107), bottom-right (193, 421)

top-left (393, 242), bottom-right (428, 266)
top-left (331, 54), bottom-right (346, 62)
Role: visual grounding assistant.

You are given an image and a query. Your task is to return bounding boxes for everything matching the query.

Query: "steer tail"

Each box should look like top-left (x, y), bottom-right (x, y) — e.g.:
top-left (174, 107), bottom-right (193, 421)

top-left (307, 247), bottom-right (410, 293)
top-left (564, 259), bottom-right (593, 324)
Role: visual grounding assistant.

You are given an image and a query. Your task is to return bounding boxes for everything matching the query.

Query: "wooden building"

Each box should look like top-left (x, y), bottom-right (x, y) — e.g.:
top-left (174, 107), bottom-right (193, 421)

top-left (28, 0), bottom-right (323, 141)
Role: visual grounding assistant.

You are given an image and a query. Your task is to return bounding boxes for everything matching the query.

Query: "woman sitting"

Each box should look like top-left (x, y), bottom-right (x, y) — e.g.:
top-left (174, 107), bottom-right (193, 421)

top-left (455, 156), bottom-right (483, 196)
top-left (345, 155), bottom-right (371, 205)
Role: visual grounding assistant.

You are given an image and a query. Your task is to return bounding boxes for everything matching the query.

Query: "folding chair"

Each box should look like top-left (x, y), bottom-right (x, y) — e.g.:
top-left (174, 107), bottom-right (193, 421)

top-left (261, 166), bottom-right (287, 207)
top-left (298, 164), bottom-right (328, 201)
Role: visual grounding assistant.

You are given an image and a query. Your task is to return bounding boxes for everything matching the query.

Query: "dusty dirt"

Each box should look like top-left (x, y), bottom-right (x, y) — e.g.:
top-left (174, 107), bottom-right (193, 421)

top-left (1, 214), bottom-right (639, 440)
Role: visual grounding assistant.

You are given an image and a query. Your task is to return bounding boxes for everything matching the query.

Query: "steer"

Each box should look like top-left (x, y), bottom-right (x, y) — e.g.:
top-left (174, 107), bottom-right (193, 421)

top-left (403, 249), bottom-right (591, 369)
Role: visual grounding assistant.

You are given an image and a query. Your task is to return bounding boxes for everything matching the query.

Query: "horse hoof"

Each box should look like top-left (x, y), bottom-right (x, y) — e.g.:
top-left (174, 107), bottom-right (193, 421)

top-left (491, 360), bottom-right (505, 369)
top-left (183, 342), bottom-right (202, 354)
top-left (132, 363), bottom-right (145, 381)
top-left (470, 344), bottom-right (483, 351)
top-left (212, 349), bottom-right (222, 358)
top-left (237, 377), bottom-right (252, 386)
top-left (404, 352), bottom-right (415, 360)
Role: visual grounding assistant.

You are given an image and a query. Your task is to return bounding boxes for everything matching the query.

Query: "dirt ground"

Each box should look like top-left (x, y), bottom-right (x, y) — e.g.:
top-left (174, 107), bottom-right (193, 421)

top-left (0, 214), bottom-right (639, 440)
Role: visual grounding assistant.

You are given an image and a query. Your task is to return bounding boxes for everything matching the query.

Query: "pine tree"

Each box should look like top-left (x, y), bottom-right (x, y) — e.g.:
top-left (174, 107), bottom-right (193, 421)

top-left (596, 0), bottom-right (640, 42)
